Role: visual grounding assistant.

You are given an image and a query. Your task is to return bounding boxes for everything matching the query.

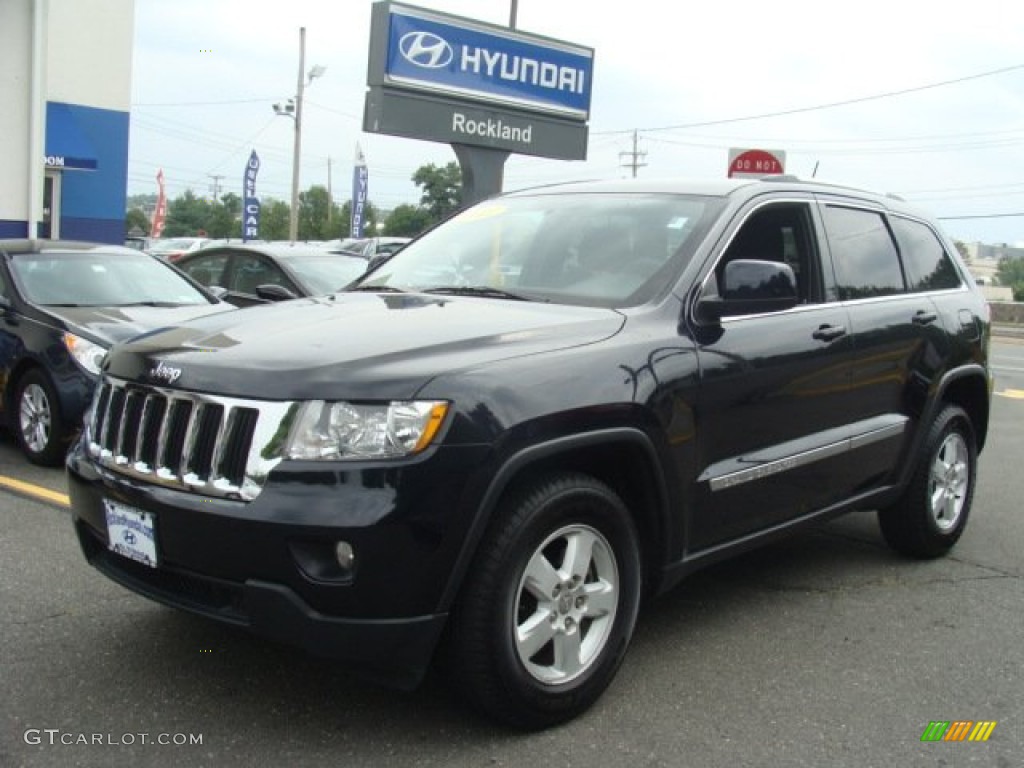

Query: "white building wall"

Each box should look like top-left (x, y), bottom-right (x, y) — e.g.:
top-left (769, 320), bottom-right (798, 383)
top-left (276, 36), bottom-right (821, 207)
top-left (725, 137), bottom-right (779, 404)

top-left (0, 1), bottom-right (33, 226)
top-left (47, 0), bottom-right (134, 111)
top-left (0, 0), bottom-right (134, 236)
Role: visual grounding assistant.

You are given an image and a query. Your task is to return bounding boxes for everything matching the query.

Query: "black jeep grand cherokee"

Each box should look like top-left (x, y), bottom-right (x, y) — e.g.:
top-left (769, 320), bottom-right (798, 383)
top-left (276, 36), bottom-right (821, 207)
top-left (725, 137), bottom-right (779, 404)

top-left (67, 177), bottom-right (991, 728)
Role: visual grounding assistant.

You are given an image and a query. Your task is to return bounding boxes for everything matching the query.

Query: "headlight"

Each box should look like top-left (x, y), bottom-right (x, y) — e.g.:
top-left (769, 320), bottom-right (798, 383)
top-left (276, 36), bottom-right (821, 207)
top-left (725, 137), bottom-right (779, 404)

top-left (63, 333), bottom-right (108, 376)
top-left (284, 400), bottom-right (449, 460)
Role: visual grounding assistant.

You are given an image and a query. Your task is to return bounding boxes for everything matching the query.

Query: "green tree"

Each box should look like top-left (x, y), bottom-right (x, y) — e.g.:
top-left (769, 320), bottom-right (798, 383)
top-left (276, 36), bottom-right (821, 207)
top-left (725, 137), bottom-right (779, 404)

top-left (297, 185), bottom-right (340, 241)
top-left (259, 199), bottom-right (291, 241)
top-left (383, 204), bottom-right (432, 237)
top-left (412, 162), bottom-right (462, 223)
top-left (996, 256), bottom-right (1024, 300)
top-left (205, 193), bottom-right (241, 238)
top-left (338, 199), bottom-right (380, 239)
top-left (125, 208), bottom-right (151, 235)
top-left (164, 190), bottom-right (211, 237)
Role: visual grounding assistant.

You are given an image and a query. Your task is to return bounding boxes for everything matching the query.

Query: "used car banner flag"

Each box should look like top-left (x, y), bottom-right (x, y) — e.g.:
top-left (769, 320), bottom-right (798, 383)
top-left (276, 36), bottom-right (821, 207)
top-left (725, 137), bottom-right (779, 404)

top-left (351, 143), bottom-right (368, 238)
top-left (243, 150), bottom-right (260, 242)
top-left (150, 169), bottom-right (167, 238)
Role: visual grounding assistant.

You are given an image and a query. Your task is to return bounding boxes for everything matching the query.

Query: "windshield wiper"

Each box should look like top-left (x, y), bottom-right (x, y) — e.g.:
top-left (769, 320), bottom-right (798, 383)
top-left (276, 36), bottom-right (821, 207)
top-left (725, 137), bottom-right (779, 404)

top-left (346, 284), bottom-right (408, 293)
top-left (119, 301), bottom-right (188, 307)
top-left (422, 285), bottom-right (537, 302)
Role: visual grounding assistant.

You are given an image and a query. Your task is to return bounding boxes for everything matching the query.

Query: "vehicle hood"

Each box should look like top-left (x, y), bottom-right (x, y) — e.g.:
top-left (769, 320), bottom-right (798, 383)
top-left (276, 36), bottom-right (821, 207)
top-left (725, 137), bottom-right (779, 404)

top-left (103, 292), bottom-right (626, 400)
top-left (45, 303), bottom-right (236, 346)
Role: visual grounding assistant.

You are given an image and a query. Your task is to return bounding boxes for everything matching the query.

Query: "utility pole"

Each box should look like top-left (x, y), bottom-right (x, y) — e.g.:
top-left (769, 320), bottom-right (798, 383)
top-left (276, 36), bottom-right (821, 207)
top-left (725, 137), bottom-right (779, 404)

top-left (619, 129), bottom-right (648, 178)
top-left (326, 156), bottom-right (332, 224)
top-left (208, 174), bottom-right (224, 202)
top-left (289, 27), bottom-right (306, 243)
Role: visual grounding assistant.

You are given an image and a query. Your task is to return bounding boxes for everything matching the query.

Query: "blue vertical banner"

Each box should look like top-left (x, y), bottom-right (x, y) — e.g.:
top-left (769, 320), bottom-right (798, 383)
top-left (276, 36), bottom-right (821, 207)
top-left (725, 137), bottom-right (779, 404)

top-left (242, 150), bottom-right (261, 242)
top-left (350, 143), bottom-right (368, 238)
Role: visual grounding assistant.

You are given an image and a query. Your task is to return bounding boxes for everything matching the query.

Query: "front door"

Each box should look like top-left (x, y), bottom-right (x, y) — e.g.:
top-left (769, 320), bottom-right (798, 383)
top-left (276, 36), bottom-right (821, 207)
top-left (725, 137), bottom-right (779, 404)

top-left (687, 200), bottom-right (860, 550)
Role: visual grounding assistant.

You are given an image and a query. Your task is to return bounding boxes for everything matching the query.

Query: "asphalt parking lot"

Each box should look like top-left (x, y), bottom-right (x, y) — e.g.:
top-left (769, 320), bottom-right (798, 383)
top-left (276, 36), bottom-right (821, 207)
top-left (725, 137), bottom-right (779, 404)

top-left (1, 340), bottom-right (1022, 767)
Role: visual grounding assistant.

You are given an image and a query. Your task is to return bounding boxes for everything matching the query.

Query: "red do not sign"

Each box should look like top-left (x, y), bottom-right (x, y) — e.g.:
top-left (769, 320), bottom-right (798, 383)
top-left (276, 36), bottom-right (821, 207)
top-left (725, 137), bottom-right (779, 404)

top-left (728, 149), bottom-right (786, 178)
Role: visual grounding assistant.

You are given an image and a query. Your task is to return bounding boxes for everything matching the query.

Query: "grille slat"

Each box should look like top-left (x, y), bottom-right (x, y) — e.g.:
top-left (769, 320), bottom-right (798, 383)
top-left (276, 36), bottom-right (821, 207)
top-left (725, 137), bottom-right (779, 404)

top-left (85, 377), bottom-right (277, 500)
top-left (137, 395), bottom-right (167, 470)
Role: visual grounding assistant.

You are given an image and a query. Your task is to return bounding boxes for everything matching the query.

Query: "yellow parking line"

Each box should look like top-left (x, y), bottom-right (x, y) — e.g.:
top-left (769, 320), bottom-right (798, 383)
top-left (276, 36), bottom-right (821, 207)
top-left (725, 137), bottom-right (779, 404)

top-left (0, 475), bottom-right (70, 507)
top-left (997, 389), bottom-right (1024, 399)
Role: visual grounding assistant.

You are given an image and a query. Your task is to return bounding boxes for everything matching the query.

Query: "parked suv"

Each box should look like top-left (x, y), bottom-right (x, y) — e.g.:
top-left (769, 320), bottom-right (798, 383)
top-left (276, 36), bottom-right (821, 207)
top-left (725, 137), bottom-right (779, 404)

top-left (66, 177), bottom-right (991, 728)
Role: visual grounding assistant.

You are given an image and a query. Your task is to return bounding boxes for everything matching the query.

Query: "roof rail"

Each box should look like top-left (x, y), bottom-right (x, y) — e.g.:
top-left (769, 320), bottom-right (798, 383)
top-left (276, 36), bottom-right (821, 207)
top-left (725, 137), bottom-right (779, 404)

top-left (759, 174), bottom-right (803, 183)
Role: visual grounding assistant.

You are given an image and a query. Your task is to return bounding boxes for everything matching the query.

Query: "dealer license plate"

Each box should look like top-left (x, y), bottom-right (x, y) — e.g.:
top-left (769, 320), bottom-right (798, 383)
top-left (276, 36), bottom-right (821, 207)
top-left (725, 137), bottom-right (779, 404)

top-left (103, 499), bottom-right (158, 568)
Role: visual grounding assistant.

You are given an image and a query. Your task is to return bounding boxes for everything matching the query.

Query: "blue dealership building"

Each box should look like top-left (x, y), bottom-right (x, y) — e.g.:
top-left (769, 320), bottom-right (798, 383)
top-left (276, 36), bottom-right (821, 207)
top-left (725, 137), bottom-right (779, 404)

top-left (1, 0), bottom-right (134, 244)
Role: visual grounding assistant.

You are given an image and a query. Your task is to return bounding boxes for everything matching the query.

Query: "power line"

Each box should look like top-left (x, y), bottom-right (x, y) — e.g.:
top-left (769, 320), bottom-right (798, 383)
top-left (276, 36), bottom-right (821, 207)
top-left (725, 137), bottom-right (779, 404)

top-left (593, 63), bottom-right (1024, 136)
top-left (133, 97), bottom-right (277, 107)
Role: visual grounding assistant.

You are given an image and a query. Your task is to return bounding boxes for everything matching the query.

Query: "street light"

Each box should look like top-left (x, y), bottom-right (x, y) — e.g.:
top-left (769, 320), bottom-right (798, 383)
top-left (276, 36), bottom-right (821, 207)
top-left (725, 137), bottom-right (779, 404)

top-left (273, 27), bottom-right (326, 243)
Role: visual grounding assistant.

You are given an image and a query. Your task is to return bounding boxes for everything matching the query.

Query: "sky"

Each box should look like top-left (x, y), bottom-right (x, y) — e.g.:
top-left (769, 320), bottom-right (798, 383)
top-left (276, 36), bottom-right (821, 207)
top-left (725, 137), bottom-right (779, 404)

top-left (128, 0), bottom-right (1024, 245)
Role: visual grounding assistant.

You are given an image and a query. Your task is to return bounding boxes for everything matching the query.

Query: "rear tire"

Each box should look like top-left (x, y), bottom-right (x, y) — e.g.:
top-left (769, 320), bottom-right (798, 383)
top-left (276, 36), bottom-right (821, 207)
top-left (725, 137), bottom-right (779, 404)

top-left (878, 405), bottom-right (976, 558)
top-left (446, 472), bottom-right (642, 729)
top-left (14, 369), bottom-right (70, 467)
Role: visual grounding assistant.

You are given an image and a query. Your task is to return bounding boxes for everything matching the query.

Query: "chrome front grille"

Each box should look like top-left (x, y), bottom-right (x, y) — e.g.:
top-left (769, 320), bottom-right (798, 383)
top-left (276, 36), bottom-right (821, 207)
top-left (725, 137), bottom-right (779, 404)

top-left (86, 377), bottom-right (295, 500)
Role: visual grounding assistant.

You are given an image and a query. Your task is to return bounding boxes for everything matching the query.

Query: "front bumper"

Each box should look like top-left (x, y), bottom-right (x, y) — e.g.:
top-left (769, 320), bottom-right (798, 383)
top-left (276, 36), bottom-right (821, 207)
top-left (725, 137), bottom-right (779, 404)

top-left (66, 437), bottom-right (490, 688)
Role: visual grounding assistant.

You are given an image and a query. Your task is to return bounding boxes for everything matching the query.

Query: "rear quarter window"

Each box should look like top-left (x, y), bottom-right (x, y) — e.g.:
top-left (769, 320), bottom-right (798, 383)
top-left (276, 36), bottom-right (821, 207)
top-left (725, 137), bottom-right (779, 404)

top-left (890, 216), bottom-right (963, 292)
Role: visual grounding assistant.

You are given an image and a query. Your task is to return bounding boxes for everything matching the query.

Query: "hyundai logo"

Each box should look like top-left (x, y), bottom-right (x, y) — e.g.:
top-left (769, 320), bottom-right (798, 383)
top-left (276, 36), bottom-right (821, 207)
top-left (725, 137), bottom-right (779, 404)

top-left (399, 31), bottom-right (453, 69)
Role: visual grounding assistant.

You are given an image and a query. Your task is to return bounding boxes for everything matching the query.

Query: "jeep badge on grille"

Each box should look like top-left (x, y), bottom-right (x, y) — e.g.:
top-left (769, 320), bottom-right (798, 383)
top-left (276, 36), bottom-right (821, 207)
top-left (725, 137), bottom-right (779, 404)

top-left (149, 361), bottom-right (182, 384)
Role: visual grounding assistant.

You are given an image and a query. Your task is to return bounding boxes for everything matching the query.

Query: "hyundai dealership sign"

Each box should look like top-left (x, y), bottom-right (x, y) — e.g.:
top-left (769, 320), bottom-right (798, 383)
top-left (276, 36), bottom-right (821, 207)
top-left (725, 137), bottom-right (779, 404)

top-left (378, 5), bottom-right (593, 117)
top-left (365, 1), bottom-right (592, 161)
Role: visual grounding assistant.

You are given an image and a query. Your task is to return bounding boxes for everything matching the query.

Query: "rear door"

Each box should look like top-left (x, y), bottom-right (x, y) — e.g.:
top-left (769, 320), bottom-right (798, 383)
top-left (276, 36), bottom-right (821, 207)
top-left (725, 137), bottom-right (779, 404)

top-left (816, 199), bottom-right (955, 490)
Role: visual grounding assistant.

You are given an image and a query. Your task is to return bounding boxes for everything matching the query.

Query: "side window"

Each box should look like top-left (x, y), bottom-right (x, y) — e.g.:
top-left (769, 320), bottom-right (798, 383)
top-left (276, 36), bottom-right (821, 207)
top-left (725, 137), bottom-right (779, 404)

top-left (823, 205), bottom-right (905, 300)
top-left (717, 203), bottom-right (820, 303)
top-left (890, 217), bottom-right (962, 292)
top-left (179, 254), bottom-right (228, 288)
top-left (231, 254), bottom-right (289, 294)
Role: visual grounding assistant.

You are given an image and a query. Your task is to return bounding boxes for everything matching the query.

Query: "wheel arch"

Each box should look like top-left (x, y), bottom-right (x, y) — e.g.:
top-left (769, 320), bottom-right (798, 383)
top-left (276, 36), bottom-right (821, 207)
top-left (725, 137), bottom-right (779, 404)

top-left (439, 428), bottom-right (672, 613)
top-left (934, 364), bottom-right (990, 452)
top-left (890, 364), bottom-right (989, 492)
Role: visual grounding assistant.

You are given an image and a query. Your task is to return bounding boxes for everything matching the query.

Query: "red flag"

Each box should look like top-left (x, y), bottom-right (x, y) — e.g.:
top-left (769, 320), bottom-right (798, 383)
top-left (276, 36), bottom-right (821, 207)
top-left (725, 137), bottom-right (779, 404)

top-left (150, 169), bottom-right (167, 238)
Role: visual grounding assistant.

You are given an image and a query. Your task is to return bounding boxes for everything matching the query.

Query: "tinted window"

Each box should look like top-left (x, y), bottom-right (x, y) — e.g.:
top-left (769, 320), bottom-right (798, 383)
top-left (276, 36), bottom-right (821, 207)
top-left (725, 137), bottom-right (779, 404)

top-left (890, 217), bottom-right (962, 292)
top-left (824, 206), bottom-right (905, 300)
top-left (717, 203), bottom-right (820, 303)
top-left (179, 253), bottom-right (229, 287)
top-left (231, 254), bottom-right (289, 294)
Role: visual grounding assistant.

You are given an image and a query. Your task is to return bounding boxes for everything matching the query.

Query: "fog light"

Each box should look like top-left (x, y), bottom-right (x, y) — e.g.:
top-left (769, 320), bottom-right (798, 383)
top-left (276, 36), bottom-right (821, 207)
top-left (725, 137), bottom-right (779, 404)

top-left (335, 541), bottom-right (356, 571)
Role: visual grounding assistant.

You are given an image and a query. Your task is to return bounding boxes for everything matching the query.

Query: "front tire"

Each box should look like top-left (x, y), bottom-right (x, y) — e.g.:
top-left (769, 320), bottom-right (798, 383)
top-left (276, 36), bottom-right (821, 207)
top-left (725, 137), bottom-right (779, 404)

top-left (878, 405), bottom-right (977, 558)
top-left (447, 473), bottom-right (642, 729)
top-left (14, 369), bottom-right (69, 467)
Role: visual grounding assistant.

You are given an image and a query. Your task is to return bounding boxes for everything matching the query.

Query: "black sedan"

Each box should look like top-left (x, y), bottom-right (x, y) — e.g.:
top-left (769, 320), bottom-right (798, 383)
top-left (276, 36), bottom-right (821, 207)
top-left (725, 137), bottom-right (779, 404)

top-left (0, 239), bottom-right (236, 465)
top-left (174, 243), bottom-right (370, 307)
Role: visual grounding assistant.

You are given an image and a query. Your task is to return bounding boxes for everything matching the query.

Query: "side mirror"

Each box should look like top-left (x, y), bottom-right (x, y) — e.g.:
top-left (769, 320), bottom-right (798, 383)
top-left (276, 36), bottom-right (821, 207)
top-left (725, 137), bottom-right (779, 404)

top-left (696, 259), bottom-right (799, 323)
top-left (206, 285), bottom-right (228, 299)
top-left (366, 251), bottom-right (394, 271)
top-left (255, 284), bottom-right (298, 302)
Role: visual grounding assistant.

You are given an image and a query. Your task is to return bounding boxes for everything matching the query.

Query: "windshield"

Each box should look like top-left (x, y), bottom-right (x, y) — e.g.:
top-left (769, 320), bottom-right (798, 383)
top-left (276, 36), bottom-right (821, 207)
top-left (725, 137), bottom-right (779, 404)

top-left (353, 192), bottom-right (723, 307)
top-left (11, 250), bottom-right (215, 307)
top-left (286, 256), bottom-right (369, 294)
top-left (149, 238), bottom-right (199, 252)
